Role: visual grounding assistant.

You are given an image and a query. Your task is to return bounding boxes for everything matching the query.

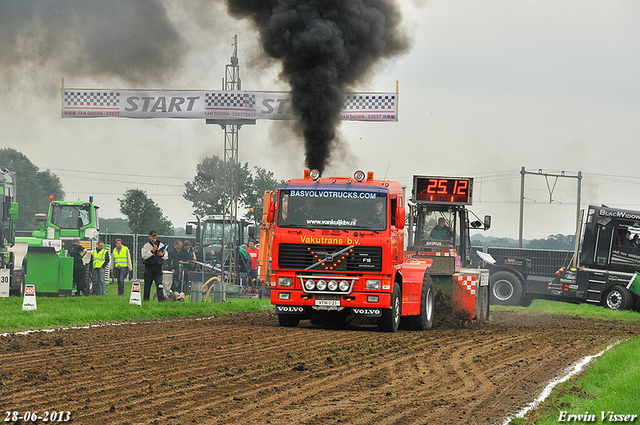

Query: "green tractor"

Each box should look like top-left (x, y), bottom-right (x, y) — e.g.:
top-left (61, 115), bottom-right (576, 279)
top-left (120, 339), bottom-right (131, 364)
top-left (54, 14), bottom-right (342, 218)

top-left (16, 197), bottom-right (101, 296)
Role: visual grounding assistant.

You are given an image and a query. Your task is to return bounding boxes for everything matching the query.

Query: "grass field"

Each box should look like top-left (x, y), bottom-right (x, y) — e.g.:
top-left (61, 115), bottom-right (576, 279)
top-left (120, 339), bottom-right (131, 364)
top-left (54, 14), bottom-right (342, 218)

top-left (0, 280), bottom-right (272, 334)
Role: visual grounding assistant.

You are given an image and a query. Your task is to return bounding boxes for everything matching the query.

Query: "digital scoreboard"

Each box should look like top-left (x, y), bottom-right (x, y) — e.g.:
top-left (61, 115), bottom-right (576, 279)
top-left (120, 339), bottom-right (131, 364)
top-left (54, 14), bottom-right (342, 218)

top-left (413, 176), bottom-right (473, 205)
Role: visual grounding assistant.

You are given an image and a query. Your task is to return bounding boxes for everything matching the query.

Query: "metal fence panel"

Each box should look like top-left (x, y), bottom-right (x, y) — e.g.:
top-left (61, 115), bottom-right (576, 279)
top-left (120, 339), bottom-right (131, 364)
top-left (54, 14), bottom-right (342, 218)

top-left (102, 233), bottom-right (196, 280)
top-left (486, 247), bottom-right (573, 277)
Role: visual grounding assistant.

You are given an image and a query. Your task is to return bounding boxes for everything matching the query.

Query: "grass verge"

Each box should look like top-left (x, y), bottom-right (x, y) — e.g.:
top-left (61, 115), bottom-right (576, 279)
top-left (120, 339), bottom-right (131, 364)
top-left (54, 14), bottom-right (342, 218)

top-left (0, 281), bottom-right (272, 333)
top-left (494, 299), bottom-right (640, 323)
top-left (512, 336), bottom-right (640, 424)
top-left (497, 300), bottom-right (640, 424)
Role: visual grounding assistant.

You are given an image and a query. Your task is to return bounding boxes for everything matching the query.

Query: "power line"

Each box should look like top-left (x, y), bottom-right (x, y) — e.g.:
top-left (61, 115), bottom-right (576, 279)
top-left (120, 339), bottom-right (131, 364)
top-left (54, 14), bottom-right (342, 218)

top-left (46, 166), bottom-right (191, 180)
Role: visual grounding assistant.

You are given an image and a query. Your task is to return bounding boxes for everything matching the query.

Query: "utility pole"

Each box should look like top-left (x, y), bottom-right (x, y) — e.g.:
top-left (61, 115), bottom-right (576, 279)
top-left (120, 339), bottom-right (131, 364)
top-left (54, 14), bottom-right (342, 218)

top-left (206, 35), bottom-right (256, 284)
top-left (518, 167), bottom-right (582, 248)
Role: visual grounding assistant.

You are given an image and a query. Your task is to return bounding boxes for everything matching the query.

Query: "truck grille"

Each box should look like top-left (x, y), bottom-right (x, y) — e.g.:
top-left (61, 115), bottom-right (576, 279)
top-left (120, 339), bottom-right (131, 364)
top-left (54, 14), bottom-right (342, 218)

top-left (278, 243), bottom-right (382, 272)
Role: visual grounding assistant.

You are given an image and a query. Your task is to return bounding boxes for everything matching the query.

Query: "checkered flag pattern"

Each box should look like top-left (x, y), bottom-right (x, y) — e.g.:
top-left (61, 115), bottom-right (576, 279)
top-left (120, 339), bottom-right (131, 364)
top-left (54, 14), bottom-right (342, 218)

top-left (343, 94), bottom-right (396, 111)
top-left (455, 275), bottom-right (477, 295)
top-left (63, 91), bottom-right (119, 107)
top-left (206, 92), bottom-right (256, 109)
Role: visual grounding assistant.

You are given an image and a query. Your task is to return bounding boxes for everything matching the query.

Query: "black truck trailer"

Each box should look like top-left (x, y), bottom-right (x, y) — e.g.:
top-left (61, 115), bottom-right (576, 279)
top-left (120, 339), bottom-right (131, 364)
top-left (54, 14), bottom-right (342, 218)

top-left (482, 204), bottom-right (640, 311)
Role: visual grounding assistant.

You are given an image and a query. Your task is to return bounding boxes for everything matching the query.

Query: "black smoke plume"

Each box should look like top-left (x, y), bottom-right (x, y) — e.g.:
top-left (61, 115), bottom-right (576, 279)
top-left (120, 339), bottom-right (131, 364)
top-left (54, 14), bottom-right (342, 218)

top-left (0, 0), bottom-right (185, 86)
top-left (225, 0), bottom-right (410, 174)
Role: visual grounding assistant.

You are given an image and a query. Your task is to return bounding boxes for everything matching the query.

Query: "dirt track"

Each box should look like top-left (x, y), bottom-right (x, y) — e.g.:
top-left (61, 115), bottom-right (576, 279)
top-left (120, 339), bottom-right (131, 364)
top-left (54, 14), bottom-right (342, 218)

top-left (1, 310), bottom-right (638, 425)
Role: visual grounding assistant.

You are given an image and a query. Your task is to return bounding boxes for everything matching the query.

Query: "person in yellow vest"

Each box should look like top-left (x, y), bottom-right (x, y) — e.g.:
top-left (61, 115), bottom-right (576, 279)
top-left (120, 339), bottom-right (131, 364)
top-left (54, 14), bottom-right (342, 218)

top-left (91, 239), bottom-right (110, 295)
top-left (111, 238), bottom-right (133, 296)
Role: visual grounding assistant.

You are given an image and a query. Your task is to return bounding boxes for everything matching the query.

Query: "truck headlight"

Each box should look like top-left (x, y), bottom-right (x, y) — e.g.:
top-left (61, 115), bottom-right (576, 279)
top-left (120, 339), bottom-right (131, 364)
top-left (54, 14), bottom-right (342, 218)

top-left (316, 279), bottom-right (327, 291)
top-left (366, 279), bottom-right (381, 290)
top-left (328, 280), bottom-right (338, 291)
top-left (278, 277), bottom-right (293, 287)
top-left (304, 279), bottom-right (315, 291)
top-left (339, 280), bottom-right (350, 292)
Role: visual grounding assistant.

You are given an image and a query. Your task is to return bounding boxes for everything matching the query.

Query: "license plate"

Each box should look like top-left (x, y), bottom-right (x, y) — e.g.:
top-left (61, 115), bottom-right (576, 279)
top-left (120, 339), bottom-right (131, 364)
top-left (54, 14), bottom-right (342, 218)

top-left (315, 299), bottom-right (340, 307)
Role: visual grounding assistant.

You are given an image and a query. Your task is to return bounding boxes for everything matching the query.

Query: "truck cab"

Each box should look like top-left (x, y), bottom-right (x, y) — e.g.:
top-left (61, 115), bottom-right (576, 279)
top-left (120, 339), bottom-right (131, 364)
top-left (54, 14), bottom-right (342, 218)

top-left (486, 204), bottom-right (640, 311)
top-left (267, 171), bottom-right (491, 331)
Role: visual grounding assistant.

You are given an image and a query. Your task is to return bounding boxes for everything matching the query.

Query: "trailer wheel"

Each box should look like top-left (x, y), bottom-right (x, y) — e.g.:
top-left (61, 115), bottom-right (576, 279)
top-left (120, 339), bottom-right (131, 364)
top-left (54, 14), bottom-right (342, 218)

top-left (490, 271), bottom-right (523, 306)
top-left (378, 284), bottom-right (401, 332)
top-left (278, 314), bottom-right (300, 328)
top-left (603, 285), bottom-right (633, 311)
top-left (407, 275), bottom-right (434, 330)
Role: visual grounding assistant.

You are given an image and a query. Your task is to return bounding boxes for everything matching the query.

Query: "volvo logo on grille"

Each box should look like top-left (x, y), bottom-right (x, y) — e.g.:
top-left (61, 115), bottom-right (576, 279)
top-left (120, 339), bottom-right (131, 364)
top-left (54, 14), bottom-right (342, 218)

top-left (276, 306), bottom-right (305, 314)
top-left (352, 308), bottom-right (382, 317)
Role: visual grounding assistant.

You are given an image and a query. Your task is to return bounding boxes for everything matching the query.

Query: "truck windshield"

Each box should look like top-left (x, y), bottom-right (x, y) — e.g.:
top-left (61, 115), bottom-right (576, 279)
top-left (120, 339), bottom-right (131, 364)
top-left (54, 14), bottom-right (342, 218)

top-left (51, 204), bottom-right (91, 229)
top-left (277, 188), bottom-right (388, 231)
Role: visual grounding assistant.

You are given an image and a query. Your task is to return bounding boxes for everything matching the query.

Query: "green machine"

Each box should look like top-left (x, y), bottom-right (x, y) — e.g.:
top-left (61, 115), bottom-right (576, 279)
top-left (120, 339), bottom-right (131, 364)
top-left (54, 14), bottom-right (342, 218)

top-left (16, 197), bottom-right (101, 296)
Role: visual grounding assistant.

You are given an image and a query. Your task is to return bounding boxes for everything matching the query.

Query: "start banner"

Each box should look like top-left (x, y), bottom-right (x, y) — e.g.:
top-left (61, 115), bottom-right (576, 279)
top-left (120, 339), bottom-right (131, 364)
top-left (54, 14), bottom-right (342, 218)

top-left (61, 89), bottom-right (398, 122)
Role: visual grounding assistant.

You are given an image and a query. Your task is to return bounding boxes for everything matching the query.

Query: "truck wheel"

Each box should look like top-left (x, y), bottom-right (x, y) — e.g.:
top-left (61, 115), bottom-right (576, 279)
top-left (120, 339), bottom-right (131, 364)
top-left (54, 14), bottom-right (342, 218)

top-left (378, 284), bottom-right (401, 332)
top-left (603, 285), bottom-right (633, 311)
top-left (278, 314), bottom-right (300, 327)
top-left (409, 275), bottom-right (434, 330)
top-left (490, 271), bottom-right (523, 306)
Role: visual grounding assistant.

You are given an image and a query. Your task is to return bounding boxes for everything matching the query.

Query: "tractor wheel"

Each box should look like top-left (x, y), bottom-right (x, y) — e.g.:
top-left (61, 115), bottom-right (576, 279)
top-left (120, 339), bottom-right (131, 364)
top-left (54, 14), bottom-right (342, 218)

top-left (603, 285), bottom-right (633, 311)
top-left (490, 271), bottom-right (524, 306)
top-left (378, 284), bottom-right (401, 332)
top-left (278, 314), bottom-right (300, 328)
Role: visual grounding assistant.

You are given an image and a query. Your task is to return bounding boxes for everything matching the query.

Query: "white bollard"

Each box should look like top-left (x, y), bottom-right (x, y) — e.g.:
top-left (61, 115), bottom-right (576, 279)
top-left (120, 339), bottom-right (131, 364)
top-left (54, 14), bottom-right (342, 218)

top-left (22, 284), bottom-right (37, 311)
top-left (129, 280), bottom-right (142, 306)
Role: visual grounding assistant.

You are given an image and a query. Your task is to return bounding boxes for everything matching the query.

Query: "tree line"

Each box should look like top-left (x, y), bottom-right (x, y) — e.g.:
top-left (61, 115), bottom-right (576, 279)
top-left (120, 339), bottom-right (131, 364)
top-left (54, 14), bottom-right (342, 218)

top-left (471, 234), bottom-right (576, 250)
top-left (0, 148), bottom-right (278, 234)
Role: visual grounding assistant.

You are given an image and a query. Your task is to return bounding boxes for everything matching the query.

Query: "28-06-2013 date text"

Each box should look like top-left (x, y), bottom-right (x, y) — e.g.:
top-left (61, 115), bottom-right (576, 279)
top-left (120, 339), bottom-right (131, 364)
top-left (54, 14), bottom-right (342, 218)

top-left (4, 411), bottom-right (71, 423)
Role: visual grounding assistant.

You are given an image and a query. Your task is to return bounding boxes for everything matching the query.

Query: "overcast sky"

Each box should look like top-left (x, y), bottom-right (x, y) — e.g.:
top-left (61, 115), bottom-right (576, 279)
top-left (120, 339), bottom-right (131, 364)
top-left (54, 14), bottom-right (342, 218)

top-left (1, 0), bottom-right (639, 240)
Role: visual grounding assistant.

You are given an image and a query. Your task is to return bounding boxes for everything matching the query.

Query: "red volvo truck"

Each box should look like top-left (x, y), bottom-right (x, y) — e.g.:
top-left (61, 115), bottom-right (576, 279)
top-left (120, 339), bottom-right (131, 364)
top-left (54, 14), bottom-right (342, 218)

top-left (266, 170), bottom-right (491, 331)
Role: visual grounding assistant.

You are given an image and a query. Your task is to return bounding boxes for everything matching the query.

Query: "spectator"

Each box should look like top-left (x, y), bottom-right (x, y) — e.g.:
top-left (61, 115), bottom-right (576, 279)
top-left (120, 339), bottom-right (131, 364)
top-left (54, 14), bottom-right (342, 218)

top-left (111, 238), bottom-right (133, 296)
top-left (91, 240), bottom-right (110, 295)
top-left (169, 240), bottom-right (183, 291)
top-left (238, 244), bottom-right (251, 286)
top-left (69, 239), bottom-right (88, 296)
top-left (246, 238), bottom-right (260, 287)
top-left (176, 240), bottom-right (195, 293)
top-left (141, 230), bottom-right (168, 302)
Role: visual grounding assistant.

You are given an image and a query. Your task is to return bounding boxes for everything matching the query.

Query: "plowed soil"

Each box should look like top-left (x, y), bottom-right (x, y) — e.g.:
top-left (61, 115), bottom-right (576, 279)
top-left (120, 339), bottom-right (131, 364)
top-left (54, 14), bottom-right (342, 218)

top-left (1, 310), bottom-right (638, 425)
